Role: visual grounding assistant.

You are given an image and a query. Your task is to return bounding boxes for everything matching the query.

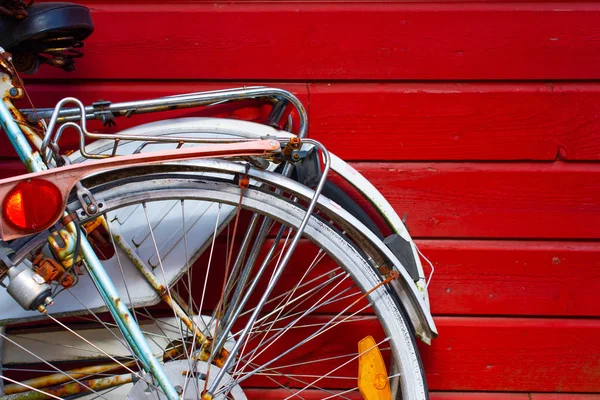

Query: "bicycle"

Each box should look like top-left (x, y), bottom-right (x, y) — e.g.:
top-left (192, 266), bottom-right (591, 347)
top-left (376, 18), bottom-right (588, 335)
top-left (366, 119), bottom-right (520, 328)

top-left (0, 2), bottom-right (437, 399)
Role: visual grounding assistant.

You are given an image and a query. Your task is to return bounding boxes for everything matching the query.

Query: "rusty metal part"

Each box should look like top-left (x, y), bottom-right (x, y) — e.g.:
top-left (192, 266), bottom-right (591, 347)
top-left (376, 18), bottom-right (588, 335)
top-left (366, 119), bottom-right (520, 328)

top-left (82, 217), bottom-right (103, 235)
top-left (202, 169), bottom-right (250, 395)
top-left (4, 98), bottom-right (45, 151)
top-left (2, 373), bottom-right (133, 400)
top-left (3, 360), bottom-right (137, 395)
top-left (0, 51), bottom-right (16, 78)
top-left (113, 231), bottom-right (206, 343)
top-left (282, 136), bottom-right (301, 157)
top-left (0, 265), bottom-right (7, 282)
top-left (60, 213), bottom-right (76, 226)
top-left (377, 265), bottom-right (392, 276)
top-left (47, 229), bottom-right (81, 269)
top-left (4, 340), bottom-right (198, 396)
top-left (32, 254), bottom-right (74, 288)
top-left (196, 337), bottom-right (229, 368)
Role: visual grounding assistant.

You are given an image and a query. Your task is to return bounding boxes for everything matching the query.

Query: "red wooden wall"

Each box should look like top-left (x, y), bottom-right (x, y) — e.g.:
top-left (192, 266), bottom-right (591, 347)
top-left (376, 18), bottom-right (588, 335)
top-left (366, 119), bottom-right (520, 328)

top-left (2, 1), bottom-right (600, 398)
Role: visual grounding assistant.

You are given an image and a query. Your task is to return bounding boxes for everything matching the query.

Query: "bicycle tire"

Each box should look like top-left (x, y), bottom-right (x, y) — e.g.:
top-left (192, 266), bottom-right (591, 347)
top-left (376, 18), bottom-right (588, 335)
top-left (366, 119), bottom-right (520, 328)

top-left (2, 167), bottom-right (428, 400)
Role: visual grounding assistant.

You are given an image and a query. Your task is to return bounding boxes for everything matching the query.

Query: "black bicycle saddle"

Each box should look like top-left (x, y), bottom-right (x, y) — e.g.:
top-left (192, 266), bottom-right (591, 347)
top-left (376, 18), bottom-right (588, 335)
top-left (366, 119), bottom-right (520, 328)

top-left (0, 2), bottom-right (93, 72)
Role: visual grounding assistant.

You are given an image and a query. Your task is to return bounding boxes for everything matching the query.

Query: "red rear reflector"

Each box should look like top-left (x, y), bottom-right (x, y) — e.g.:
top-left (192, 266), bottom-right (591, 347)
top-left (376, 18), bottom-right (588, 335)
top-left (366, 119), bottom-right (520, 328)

top-left (2, 179), bottom-right (64, 233)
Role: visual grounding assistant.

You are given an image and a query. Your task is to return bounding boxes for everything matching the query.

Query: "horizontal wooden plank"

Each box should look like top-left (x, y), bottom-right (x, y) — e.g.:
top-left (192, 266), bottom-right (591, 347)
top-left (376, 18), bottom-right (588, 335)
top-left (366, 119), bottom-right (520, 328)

top-left (419, 240), bottom-right (600, 317)
top-left (419, 317), bottom-right (600, 392)
top-left (531, 395), bottom-right (600, 400)
top-left (0, 82), bottom-right (308, 159)
top-left (245, 391), bottom-right (600, 399)
top-left (2, 160), bottom-right (599, 238)
top-left (3, 161), bottom-right (599, 239)
top-left (352, 162), bottom-right (600, 239)
top-left (181, 239), bottom-right (600, 317)
top-left (8, 82), bottom-right (600, 161)
top-left (25, 2), bottom-right (600, 81)
top-left (309, 83), bottom-right (600, 161)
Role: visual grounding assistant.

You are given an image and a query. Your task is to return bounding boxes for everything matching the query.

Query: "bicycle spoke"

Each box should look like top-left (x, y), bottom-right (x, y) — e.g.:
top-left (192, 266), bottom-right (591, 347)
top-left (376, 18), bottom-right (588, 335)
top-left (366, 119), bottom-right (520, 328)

top-left (142, 203), bottom-right (197, 398)
top-left (0, 332), bottom-right (109, 399)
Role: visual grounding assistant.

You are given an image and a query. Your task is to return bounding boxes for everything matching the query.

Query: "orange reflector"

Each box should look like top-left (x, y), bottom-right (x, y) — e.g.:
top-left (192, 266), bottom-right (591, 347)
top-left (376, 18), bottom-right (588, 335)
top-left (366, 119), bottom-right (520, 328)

top-left (2, 179), bottom-right (64, 233)
top-left (358, 335), bottom-right (392, 400)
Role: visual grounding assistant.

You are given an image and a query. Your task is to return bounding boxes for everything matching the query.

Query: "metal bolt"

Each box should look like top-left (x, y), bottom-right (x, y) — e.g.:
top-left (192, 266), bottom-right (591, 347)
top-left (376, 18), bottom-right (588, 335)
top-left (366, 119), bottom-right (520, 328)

top-left (8, 87), bottom-right (18, 97)
top-left (87, 204), bottom-right (98, 214)
top-left (44, 296), bottom-right (54, 307)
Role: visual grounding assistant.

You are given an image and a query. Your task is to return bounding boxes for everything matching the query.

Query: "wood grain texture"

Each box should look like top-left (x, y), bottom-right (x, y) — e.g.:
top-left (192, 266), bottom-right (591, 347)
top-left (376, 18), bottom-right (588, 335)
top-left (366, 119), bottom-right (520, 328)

top-left (309, 83), bottom-right (600, 161)
top-left (418, 240), bottom-right (600, 317)
top-left (26, 2), bottom-right (600, 81)
top-left (0, 161), bottom-right (25, 178)
top-left (420, 317), bottom-right (600, 392)
top-left (246, 391), bottom-right (600, 399)
top-left (150, 238), bottom-right (600, 318)
top-left (531, 395), bottom-right (600, 400)
top-left (7, 82), bottom-right (600, 161)
top-left (352, 162), bottom-right (600, 239)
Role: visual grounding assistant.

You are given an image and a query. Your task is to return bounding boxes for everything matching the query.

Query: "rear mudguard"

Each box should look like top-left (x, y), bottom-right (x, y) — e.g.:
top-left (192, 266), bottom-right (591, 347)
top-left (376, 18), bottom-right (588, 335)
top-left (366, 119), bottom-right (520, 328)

top-left (68, 118), bottom-right (438, 343)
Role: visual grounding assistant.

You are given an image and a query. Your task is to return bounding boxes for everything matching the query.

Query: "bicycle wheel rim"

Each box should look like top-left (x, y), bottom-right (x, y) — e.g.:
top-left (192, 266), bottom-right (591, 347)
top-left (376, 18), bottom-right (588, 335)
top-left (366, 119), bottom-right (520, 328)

top-left (2, 172), bottom-right (427, 400)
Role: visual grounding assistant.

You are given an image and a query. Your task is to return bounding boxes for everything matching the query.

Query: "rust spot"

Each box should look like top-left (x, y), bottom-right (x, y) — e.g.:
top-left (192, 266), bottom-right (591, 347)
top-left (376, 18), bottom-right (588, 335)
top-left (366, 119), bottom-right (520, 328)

top-left (5, 97), bottom-right (46, 141)
top-left (33, 255), bottom-right (75, 288)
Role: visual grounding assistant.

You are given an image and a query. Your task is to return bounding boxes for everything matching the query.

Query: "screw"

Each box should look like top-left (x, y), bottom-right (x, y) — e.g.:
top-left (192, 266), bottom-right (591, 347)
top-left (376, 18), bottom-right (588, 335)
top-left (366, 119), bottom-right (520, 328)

top-left (87, 204), bottom-right (98, 214)
top-left (9, 87), bottom-right (18, 97)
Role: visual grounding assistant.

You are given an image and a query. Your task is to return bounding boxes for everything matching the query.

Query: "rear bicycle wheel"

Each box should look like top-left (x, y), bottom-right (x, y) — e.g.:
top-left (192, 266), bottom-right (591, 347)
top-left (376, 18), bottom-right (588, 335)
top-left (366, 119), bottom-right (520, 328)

top-left (2, 167), bottom-right (427, 399)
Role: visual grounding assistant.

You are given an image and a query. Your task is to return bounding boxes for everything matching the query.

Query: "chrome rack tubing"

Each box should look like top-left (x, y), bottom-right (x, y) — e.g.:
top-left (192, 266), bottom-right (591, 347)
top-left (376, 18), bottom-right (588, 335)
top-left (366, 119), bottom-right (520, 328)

top-left (205, 139), bottom-right (330, 398)
top-left (29, 87), bottom-right (308, 138)
top-left (41, 97), bottom-right (89, 164)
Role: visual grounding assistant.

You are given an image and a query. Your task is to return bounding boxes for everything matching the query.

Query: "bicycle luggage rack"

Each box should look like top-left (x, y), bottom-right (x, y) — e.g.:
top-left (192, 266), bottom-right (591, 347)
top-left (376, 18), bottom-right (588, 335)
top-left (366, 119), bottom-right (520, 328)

top-left (20, 86), bottom-right (307, 163)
